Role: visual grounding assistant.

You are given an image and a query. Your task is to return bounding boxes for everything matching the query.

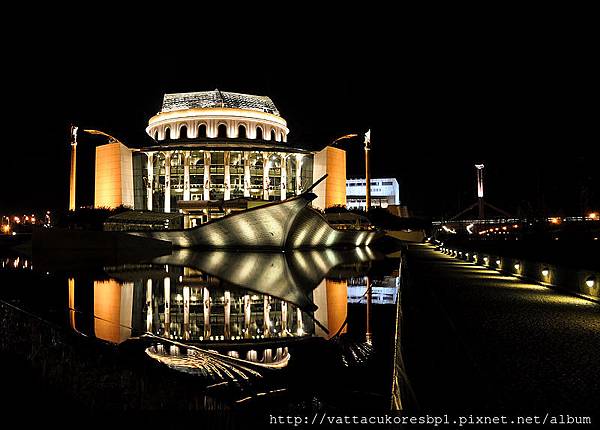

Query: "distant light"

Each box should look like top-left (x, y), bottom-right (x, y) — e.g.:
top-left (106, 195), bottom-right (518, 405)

top-left (549, 217), bottom-right (561, 225)
top-left (541, 269), bottom-right (549, 277)
top-left (587, 212), bottom-right (599, 220)
top-left (585, 277), bottom-right (596, 288)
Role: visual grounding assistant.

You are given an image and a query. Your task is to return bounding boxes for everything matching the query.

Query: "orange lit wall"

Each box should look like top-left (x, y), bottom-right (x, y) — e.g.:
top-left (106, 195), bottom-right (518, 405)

top-left (312, 146), bottom-right (347, 210)
top-left (313, 278), bottom-right (348, 339)
top-left (93, 280), bottom-right (133, 343)
top-left (94, 143), bottom-right (134, 209)
top-left (326, 279), bottom-right (348, 337)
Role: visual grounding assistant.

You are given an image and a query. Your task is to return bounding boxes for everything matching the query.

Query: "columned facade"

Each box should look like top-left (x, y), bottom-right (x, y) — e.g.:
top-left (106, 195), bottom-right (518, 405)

top-left (127, 90), bottom-right (345, 220)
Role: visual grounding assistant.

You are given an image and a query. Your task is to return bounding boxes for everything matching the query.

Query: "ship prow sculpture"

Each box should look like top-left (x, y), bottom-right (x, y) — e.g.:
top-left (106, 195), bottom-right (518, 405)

top-left (128, 175), bottom-right (381, 249)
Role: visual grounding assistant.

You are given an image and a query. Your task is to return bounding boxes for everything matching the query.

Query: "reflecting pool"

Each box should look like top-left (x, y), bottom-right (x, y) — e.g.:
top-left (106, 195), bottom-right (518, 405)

top-left (0, 246), bottom-right (408, 422)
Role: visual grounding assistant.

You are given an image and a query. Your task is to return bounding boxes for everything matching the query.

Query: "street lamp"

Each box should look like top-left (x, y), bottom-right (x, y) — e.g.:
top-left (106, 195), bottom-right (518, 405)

top-left (68, 127), bottom-right (125, 211)
top-left (69, 125), bottom-right (78, 211)
top-left (331, 129), bottom-right (373, 212)
top-left (83, 129), bottom-right (125, 145)
top-left (331, 133), bottom-right (358, 146)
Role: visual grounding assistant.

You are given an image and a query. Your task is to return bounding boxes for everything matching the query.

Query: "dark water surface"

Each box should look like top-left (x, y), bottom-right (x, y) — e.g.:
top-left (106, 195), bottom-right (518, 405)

top-left (0, 247), bottom-right (406, 425)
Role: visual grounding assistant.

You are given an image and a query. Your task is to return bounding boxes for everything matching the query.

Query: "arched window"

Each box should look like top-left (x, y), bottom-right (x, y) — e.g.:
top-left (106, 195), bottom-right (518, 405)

top-left (179, 125), bottom-right (188, 139)
top-left (198, 124), bottom-right (207, 138)
top-left (218, 124), bottom-right (228, 138)
top-left (256, 126), bottom-right (263, 140)
top-left (238, 124), bottom-right (247, 139)
top-left (164, 127), bottom-right (171, 140)
top-left (270, 129), bottom-right (276, 141)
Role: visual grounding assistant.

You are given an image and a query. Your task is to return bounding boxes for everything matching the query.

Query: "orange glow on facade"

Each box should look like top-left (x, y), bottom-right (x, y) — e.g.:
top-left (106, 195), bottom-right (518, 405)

top-left (326, 279), bottom-right (348, 338)
top-left (93, 279), bottom-right (133, 343)
top-left (94, 143), bottom-right (134, 209)
top-left (313, 146), bottom-right (347, 210)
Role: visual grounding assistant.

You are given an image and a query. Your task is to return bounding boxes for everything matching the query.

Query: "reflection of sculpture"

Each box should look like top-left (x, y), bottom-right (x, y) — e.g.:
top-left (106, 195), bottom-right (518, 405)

top-left (149, 247), bottom-right (379, 311)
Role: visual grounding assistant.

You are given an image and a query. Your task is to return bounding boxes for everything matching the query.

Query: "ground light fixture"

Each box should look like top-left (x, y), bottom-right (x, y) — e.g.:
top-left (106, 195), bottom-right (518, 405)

top-left (514, 263), bottom-right (521, 271)
top-left (541, 268), bottom-right (550, 278)
top-left (496, 259), bottom-right (501, 267)
top-left (585, 276), bottom-right (595, 288)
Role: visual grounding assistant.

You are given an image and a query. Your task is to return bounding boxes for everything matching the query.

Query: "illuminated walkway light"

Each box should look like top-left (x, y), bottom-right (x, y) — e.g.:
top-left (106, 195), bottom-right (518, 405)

top-left (514, 263), bottom-right (521, 271)
top-left (541, 268), bottom-right (549, 278)
top-left (585, 276), bottom-right (596, 288)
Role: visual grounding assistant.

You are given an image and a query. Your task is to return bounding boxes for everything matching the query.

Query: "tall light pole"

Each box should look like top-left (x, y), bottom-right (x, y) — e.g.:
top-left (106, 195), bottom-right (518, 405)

top-left (364, 129), bottom-right (372, 212)
top-left (331, 130), bottom-right (372, 212)
top-left (69, 125), bottom-right (78, 211)
top-left (475, 163), bottom-right (485, 219)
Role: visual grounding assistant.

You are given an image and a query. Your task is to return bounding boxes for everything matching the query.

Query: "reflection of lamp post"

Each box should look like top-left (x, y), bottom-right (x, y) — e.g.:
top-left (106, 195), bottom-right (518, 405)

top-left (365, 275), bottom-right (373, 344)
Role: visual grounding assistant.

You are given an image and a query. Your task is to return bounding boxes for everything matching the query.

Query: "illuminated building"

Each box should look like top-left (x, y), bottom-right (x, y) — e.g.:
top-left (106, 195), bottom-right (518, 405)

top-left (346, 178), bottom-right (400, 210)
top-left (94, 90), bottom-right (347, 222)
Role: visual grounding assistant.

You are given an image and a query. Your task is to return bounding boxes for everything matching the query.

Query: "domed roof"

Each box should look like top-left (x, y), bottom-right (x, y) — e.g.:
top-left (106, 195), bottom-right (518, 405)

top-left (161, 89), bottom-right (280, 116)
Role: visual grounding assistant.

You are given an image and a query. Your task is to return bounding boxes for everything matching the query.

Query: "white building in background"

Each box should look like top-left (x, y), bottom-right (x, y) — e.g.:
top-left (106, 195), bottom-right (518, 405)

top-left (346, 178), bottom-right (400, 210)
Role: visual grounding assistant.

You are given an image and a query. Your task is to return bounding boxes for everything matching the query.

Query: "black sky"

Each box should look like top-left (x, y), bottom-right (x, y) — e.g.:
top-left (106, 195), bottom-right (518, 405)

top-left (1, 16), bottom-right (597, 218)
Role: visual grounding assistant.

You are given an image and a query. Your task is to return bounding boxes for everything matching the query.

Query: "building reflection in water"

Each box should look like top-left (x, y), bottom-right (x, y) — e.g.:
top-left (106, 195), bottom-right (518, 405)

top-left (3, 249), bottom-right (409, 406)
top-left (67, 266), bottom-right (315, 346)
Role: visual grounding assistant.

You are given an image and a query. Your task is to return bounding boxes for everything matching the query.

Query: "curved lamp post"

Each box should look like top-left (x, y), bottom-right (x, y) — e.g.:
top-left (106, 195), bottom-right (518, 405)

top-left (332, 129), bottom-right (372, 212)
top-left (68, 127), bottom-right (125, 211)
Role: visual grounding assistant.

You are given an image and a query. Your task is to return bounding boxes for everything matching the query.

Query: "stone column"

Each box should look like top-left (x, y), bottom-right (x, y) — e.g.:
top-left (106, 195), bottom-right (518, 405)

top-left (203, 151), bottom-right (211, 201)
top-left (203, 287), bottom-right (211, 339)
top-left (243, 152), bottom-right (250, 197)
top-left (296, 307), bottom-right (304, 336)
top-left (280, 154), bottom-right (287, 200)
top-left (263, 296), bottom-right (271, 338)
top-left (263, 153), bottom-right (269, 201)
top-left (281, 301), bottom-right (288, 337)
top-left (224, 290), bottom-right (231, 339)
top-left (146, 279), bottom-right (153, 333)
top-left (244, 294), bottom-right (251, 339)
top-left (164, 152), bottom-right (171, 213)
top-left (146, 153), bottom-right (154, 211)
top-left (224, 151), bottom-right (231, 201)
top-left (295, 154), bottom-right (303, 195)
top-left (183, 286), bottom-right (190, 340)
top-left (183, 151), bottom-right (190, 201)
top-left (164, 277), bottom-right (170, 336)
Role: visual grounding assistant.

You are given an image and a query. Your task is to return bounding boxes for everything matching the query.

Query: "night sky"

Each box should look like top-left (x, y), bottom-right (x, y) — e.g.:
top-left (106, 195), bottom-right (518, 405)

top-left (2, 20), bottom-right (597, 218)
